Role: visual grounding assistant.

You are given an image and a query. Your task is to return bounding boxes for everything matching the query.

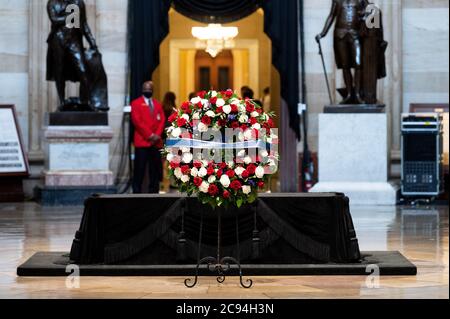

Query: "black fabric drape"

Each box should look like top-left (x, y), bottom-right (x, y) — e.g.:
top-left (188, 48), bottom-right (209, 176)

top-left (69, 194), bottom-right (361, 265)
top-left (262, 0), bottom-right (301, 139)
top-left (128, 0), bottom-right (171, 100)
top-left (172, 0), bottom-right (261, 24)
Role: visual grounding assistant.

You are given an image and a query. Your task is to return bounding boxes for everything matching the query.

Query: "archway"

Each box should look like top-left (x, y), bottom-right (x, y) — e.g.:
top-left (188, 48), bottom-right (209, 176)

top-left (128, 0), bottom-right (303, 192)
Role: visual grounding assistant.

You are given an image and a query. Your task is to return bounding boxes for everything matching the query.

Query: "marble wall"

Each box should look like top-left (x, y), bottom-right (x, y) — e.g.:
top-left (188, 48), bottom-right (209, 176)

top-left (0, 0), bottom-right (29, 150)
top-left (0, 0), bottom-right (448, 181)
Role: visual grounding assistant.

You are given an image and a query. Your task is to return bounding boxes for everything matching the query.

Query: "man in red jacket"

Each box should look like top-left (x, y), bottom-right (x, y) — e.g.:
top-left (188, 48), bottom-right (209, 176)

top-left (131, 81), bottom-right (166, 194)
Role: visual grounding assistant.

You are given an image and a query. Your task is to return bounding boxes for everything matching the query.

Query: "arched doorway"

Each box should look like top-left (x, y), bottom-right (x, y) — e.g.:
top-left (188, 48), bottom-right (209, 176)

top-left (128, 0), bottom-right (302, 192)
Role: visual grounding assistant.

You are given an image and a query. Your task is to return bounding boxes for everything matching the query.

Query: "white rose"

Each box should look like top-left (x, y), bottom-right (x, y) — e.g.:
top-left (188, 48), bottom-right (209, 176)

top-left (181, 147), bottom-right (190, 153)
top-left (252, 123), bottom-right (261, 130)
top-left (181, 175), bottom-right (190, 183)
top-left (208, 176), bottom-right (216, 184)
top-left (230, 98), bottom-right (240, 104)
top-left (242, 186), bottom-right (252, 195)
top-left (171, 127), bottom-right (181, 138)
top-left (216, 98), bottom-right (226, 107)
top-left (244, 156), bottom-right (252, 165)
top-left (198, 122), bottom-right (209, 133)
top-left (182, 114), bottom-right (190, 121)
top-left (228, 161), bottom-right (235, 169)
top-left (199, 181), bottom-right (210, 193)
top-left (239, 115), bottom-right (249, 123)
top-left (191, 97), bottom-right (201, 104)
top-left (251, 111), bottom-right (259, 118)
top-left (198, 167), bottom-right (208, 178)
top-left (192, 112), bottom-right (201, 120)
top-left (255, 166), bottom-right (265, 178)
top-left (244, 130), bottom-right (253, 140)
top-left (260, 150), bottom-right (269, 158)
top-left (220, 175), bottom-right (231, 188)
top-left (174, 167), bottom-right (183, 179)
top-left (235, 167), bottom-right (246, 176)
top-left (191, 167), bottom-right (199, 177)
top-left (205, 110), bottom-right (215, 118)
top-left (237, 149), bottom-right (246, 157)
top-left (211, 91), bottom-right (218, 98)
top-left (239, 104), bottom-right (246, 113)
top-left (238, 132), bottom-right (245, 142)
top-left (167, 153), bottom-right (174, 162)
top-left (202, 99), bottom-right (210, 109)
top-left (182, 152), bottom-right (193, 164)
top-left (223, 105), bottom-right (232, 114)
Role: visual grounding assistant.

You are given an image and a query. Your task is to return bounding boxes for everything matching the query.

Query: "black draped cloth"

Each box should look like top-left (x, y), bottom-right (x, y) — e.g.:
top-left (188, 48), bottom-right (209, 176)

top-left (69, 194), bottom-right (361, 266)
top-left (128, 0), bottom-right (302, 138)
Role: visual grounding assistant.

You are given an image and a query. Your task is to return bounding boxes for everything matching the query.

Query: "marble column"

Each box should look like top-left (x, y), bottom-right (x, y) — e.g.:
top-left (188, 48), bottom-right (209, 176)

top-left (375, 0), bottom-right (404, 158)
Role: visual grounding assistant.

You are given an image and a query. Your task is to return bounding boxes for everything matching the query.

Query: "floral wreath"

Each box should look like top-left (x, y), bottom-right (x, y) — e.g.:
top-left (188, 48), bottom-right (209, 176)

top-left (165, 89), bottom-right (279, 209)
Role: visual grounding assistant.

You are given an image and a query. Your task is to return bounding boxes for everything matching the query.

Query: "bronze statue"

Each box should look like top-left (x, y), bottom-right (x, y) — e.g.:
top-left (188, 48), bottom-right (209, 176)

top-left (316, 0), bottom-right (387, 105)
top-left (46, 0), bottom-right (109, 112)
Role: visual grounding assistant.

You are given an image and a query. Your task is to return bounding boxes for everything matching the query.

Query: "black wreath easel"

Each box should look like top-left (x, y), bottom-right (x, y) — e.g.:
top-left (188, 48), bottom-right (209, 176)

top-left (182, 199), bottom-right (254, 289)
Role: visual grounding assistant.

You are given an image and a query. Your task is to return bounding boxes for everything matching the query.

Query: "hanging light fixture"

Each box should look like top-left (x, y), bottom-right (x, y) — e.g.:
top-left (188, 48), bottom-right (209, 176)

top-left (192, 24), bottom-right (239, 58)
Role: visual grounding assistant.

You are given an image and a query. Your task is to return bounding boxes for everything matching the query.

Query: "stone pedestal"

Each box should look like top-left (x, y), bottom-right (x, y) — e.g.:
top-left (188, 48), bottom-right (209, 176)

top-left (310, 113), bottom-right (397, 206)
top-left (40, 123), bottom-right (116, 206)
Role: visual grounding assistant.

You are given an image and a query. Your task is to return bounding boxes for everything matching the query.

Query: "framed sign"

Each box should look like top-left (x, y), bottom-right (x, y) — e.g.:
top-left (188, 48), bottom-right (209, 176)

top-left (0, 105), bottom-right (29, 176)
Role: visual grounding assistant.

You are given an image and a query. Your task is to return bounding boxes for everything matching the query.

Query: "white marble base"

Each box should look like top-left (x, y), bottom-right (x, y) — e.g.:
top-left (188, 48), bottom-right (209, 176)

top-left (310, 113), bottom-right (397, 206)
top-left (43, 126), bottom-right (114, 187)
top-left (311, 182), bottom-right (398, 206)
top-left (44, 171), bottom-right (114, 187)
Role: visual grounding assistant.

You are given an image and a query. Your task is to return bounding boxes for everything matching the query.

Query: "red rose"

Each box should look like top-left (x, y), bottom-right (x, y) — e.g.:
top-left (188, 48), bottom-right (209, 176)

top-left (225, 90), bottom-right (233, 97)
top-left (218, 119), bottom-right (227, 127)
top-left (196, 102), bottom-right (203, 109)
top-left (223, 190), bottom-right (231, 199)
top-left (201, 116), bottom-right (211, 125)
top-left (231, 121), bottom-right (240, 129)
top-left (231, 104), bottom-right (239, 113)
top-left (219, 162), bottom-right (227, 169)
top-left (210, 97), bottom-right (218, 105)
top-left (194, 177), bottom-right (203, 187)
top-left (168, 112), bottom-right (178, 123)
top-left (181, 165), bottom-right (190, 175)
top-left (207, 167), bottom-right (215, 176)
top-left (170, 161), bottom-right (180, 169)
top-left (226, 170), bottom-right (235, 178)
top-left (241, 170), bottom-right (249, 179)
top-left (230, 180), bottom-right (242, 191)
top-left (193, 161), bottom-right (202, 169)
top-left (267, 118), bottom-right (275, 128)
top-left (217, 170), bottom-right (223, 178)
top-left (250, 117), bottom-right (257, 125)
top-left (240, 124), bottom-right (248, 131)
top-left (258, 181), bottom-right (265, 189)
top-left (177, 118), bottom-right (187, 127)
top-left (216, 106), bottom-right (223, 114)
top-left (181, 102), bottom-right (191, 114)
top-left (208, 184), bottom-right (219, 196)
top-left (247, 164), bottom-right (256, 175)
top-left (246, 101), bottom-right (255, 113)
top-left (197, 91), bottom-right (207, 99)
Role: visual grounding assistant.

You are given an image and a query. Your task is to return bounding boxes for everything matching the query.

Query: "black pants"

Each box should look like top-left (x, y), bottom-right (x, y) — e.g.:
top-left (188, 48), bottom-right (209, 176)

top-left (133, 147), bottom-right (162, 194)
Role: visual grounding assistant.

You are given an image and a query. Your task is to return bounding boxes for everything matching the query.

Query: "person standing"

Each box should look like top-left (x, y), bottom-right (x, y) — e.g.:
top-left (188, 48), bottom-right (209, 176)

top-left (131, 81), bottom-right (166, 194)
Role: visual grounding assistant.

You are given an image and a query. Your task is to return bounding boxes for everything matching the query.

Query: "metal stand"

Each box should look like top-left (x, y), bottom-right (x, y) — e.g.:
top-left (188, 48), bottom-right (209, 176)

top-left (185, 208), bottom-right (253, 289)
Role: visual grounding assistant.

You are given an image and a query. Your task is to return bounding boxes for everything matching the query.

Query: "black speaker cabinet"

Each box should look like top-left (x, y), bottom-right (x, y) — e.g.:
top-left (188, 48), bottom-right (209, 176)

top-left (401, 113), bottom-right (444, 197)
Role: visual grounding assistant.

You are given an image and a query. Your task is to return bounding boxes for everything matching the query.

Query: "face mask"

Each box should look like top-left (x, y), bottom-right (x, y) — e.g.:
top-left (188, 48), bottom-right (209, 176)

top-left (143, 92), bottom-right (153, 99)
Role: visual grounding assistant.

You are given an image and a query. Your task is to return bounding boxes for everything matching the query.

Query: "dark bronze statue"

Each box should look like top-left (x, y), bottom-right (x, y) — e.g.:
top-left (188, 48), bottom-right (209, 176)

top-left (316, 0), bottom-right (387, 105)
top-left (46, 0), bottom-right (109, 112)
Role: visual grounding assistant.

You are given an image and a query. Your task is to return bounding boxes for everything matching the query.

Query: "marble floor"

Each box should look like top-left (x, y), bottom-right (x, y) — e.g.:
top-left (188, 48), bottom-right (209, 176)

top-left (0, 202), bottom-right (448, 299)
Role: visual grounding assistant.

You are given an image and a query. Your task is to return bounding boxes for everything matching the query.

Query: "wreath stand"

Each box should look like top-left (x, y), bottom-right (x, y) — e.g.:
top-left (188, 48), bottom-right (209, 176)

top-left (184, 205), bottom-right (253, 289)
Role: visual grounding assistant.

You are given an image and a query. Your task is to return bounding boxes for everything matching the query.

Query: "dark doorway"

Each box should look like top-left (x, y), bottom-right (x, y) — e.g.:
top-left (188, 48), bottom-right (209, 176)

top-left (195, 50), bottom-right (234, 92)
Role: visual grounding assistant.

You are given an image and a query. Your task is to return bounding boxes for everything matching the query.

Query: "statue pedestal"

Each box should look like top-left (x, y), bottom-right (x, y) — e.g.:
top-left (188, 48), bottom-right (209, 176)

top-left (39, 114), bottom-right (116, 205)
top-left (310, 111), bottom-right (397, 206)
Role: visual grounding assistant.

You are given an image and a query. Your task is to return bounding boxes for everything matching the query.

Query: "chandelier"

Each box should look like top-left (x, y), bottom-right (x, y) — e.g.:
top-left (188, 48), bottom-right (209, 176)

top-left (192, 24), bottom-right (239, 58)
